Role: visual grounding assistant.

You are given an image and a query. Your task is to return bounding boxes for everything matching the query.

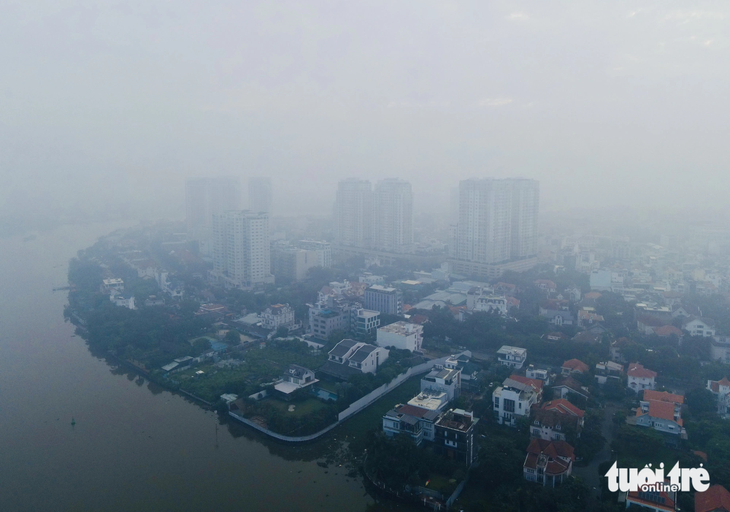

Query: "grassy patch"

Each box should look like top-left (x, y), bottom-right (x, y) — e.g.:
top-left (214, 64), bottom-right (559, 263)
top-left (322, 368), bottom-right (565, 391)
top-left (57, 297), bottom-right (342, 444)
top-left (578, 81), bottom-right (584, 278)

top-left (336, 375), bottom-right (423, 453)
top-left (265, 397), bottom-right (329, 417)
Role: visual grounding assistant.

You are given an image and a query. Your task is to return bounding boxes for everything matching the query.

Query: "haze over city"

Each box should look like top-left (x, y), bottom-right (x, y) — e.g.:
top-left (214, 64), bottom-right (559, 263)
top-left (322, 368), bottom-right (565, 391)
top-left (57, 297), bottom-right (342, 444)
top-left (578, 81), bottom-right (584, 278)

top-left (2, 1), bottom-right (730, 224)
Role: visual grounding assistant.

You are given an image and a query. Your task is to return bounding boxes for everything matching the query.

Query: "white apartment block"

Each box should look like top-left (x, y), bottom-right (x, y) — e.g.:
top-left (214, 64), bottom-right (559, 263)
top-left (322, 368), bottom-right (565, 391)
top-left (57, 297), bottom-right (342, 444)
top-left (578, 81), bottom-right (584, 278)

top-left (421, 367), bottom-right (461, 401)
top-left (212, 210), bottom-right (274, 289)
top-left (627, 362), bottom-right (657, 393)
top-left (376, 321), bottom-right (423, 352)
top-left (335, 178), bottom-right (372, 248)
top-left (473, 295), bottom-right (509, 316)
top-left (452, 178), bottom-right (539, 266)
top-left (372, 179), bottom-right (414, 254)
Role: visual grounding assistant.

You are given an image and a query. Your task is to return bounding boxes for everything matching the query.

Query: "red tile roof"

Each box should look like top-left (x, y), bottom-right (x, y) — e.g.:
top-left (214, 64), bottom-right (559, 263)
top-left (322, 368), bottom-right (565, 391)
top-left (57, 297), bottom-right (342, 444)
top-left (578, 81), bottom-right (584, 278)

top-left (542, 399), bottom-right (585, 418)
top-left (644, 389), bottom-right (684, 405)
top-left (696, 484), bottom-right (730, 512)
top-left (510, 374), bottom-right (544, 392)
top-left (628, 483), bottom-right (676, 511)
top-left (562, 359), bottom-right (589, 373)
top-left (654, 325), bottom-right (684, 337)
top-left (647, 400), bottom-right (680, 424)
top-left (628, 362), bottom-right (657, 379)
top-left (526, 438), bottom-right (575, 461)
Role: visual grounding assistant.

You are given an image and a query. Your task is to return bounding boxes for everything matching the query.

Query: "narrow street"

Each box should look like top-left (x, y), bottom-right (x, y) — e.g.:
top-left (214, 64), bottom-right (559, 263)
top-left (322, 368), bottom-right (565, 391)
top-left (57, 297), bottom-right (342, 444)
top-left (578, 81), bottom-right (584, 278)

top-left (573, 403), bottom-right (619, 498)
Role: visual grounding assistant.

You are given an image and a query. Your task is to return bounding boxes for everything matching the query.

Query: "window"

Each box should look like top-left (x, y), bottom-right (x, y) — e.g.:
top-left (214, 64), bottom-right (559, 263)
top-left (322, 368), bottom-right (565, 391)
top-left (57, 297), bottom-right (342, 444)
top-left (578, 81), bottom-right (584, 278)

top-left (504, 399), bottom-right (516, 413)
top-left (494, 397), bottom-right (500, 409)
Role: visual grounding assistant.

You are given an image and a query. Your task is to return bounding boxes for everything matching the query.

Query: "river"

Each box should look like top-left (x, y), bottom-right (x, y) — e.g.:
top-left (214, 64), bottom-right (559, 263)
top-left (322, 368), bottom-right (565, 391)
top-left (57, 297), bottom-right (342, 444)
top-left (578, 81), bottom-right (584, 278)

top-left (0, 222), bottom-right (394, 512)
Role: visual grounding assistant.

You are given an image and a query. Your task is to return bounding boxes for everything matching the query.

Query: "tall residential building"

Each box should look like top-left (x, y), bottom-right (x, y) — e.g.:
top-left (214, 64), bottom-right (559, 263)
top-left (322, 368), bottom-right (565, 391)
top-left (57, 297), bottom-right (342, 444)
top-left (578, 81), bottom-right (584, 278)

top-left (364, 285), bottom-right (403, 315)
top-left (271, 240), bottom-right (332, 282)
top-left (510, 179), bottom-right (540, 260)
top-left (450, 178), bottom-right (539, 278)
top-left (212, 210), bottom-right (274, 288)
top-left (372, 179), bottom-right (414, 254)
top-left (334, 178), bottom-right (372, 248)
top-left (248, 177), bottom-right (273, 215)
top-left (185, 177), bottom-right (241, 241)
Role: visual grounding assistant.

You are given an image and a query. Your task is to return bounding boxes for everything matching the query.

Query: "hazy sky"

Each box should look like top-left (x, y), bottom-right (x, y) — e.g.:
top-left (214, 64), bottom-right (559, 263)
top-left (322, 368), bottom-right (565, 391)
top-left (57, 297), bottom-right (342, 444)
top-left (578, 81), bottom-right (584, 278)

top-left (2, 1), bottom-right (729, 220)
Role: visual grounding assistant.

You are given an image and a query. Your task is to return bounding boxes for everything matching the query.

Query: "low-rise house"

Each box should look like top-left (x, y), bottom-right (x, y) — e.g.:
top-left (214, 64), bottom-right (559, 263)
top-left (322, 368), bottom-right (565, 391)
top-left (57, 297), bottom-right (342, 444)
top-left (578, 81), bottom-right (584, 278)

top-left (497, 345), bottom-right (527, 369)
top-left (682, 317), bottom-right (716, 338)
top-left (108, 290), bottom-right (135, 309)
top-left (553, 377), bottom-right (590, 402)
top-left (382, 404), bottom-right (441, 445)
top-left (707, 377), bottom-right (730, 417)
top-left (696, 484), bottom-right (730, 512)
top-left (523, 439), bottom-right (574, 487)
top-left (577, 308), bottom-right (604, 327)
top-left (473, 295), bottom-right (509, 316)
top-left (530, 400), bottom-right (584, 442)
top-left (595, 361), bottom-right (624, 385)
top-left (433, 408), bottom-right (479, 466)
top-left (541, 309), bottom-right (574, 326)
top-left (493, 375), bottom-right (543, 426)
top-left (321, 339), bottom-right (389, 378)
top-left (260, 303), bottom-right (296, 331)
top-left (632, 390), bottom-right (685, 437)
top-left (376, 321), bottom-right (423, 352)
top-left (625, 481), bottom-right (677, 512)
top-left (101, 278), bottom-right (124, 293)
top-left (408, 391), bottom-right (450, 412)
top-left (654, 325), bottom-right (684, 339)
top-left (561, 359), bottom-right (589, 376)
top-left (421, 367), bottom-right (461, 401)
top-left (525, 365), bottom-right (550, 384)
top-left (545, 332), bottom-right (568, 341)
top-left (274, 364), bottom-right (318, 398)
top-left (711, 336), bottom-right (730, 364)
top-left (637, 314), bottom-right (667, 336)
top-left (627, 362), bottom-right (657, 393)
top-left (534, 280), bottom-right (557, 293)
top-left (572, 330), bottom-right (601, 344)
top-left (611, 337), bottom-right (631, 363)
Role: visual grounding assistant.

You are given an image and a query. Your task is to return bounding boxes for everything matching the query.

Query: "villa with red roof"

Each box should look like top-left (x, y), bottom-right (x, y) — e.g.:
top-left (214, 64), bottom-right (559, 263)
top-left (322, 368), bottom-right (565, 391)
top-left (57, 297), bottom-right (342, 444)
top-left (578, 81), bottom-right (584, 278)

top-left (631, 389), bottom-right (685, 437)
top-left (696, 484), bottom-right (730, 512)
top-left (707, 377), bottom-right (730, 418)
top-left (625, 481), bottom-right (677, 511)
top-left (627, 362), bottom-right (657, 393)
top-left (561, 359), bottom-right (589, 376)
top-left (530, 400), bottom-right (585, 442)
top-left (523, 439), bottom-right (574, 487)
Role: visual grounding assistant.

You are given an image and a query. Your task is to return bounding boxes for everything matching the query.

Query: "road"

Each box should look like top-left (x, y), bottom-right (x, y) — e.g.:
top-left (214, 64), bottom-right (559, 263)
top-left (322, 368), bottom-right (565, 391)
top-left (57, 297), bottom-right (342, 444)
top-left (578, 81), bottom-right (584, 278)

top-left (573, 402), bottom-right (619, 498)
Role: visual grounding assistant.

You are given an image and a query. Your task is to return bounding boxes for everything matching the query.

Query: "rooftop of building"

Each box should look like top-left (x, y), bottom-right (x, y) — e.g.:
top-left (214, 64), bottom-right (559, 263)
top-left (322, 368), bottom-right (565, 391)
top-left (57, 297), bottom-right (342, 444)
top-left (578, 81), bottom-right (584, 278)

top-left (378, 321), bottom-right (421, 335)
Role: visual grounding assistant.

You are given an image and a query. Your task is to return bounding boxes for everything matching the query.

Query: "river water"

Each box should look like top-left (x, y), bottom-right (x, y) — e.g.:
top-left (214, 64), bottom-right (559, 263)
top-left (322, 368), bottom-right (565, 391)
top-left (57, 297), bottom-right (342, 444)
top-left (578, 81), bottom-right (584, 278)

top-left (0, 222), bottom-right (385, 512)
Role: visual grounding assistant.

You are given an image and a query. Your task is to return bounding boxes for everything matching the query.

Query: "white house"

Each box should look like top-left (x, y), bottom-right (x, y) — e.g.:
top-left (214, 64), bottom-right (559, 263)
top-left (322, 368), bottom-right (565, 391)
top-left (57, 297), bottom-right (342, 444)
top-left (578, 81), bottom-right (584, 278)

top-left (376, 321), bottom-right (423, 352)
top-left (473, 295), bottom-right (509, 316)
top-left (274, 364), bottom-right (318, 396)
top-left (493, 375), bottom-right (543, 426)
top-left (260, 303), bottom-right (296, 331)
top-left (627, 362), bottom-right (657, 393)
top-left (497, 346), bottom-right (527, 369)
top-left (421, 367), bottom-right (461, 401)
top-left (682, 317), bottom-right (716, 338)
top-left (525, 365), bottom-right (550, 384)
top-left (101, 278), bottom-right (124, 293)
top-left (327, 339), bottom-right (389, 374)
top-left (707, 377), bottom-right (730, 417)
top-left (111, 294), bottom-right (136, 310)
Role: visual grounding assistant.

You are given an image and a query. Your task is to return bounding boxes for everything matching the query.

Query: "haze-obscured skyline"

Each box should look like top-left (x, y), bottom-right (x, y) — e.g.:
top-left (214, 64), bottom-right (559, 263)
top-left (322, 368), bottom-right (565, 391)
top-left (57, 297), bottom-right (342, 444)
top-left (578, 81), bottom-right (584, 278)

top-left (2, 1), bottom-right (729, 222)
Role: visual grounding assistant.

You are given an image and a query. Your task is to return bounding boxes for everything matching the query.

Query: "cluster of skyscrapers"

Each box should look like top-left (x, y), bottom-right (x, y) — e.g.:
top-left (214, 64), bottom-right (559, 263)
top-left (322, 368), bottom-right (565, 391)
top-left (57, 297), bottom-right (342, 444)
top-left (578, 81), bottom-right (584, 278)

top-left (186, 175), bottom-right (539, 287)
top-left (186, 176), bottom-right (275, 288)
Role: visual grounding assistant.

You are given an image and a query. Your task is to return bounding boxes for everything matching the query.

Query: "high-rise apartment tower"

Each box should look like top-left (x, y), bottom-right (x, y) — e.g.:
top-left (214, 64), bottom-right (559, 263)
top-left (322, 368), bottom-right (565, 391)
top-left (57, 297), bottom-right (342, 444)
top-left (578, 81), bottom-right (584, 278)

top-left (212, 210), bottom-right (274, 288)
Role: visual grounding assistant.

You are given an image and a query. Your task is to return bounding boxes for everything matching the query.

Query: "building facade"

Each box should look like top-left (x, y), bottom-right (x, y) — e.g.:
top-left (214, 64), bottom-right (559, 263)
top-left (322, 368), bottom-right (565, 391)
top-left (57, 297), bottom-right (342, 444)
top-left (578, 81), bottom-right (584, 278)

top-left (371, 179), bottom-right (414, 254)
top-left (185, 177), bottom-right (241, 242)
top-left (334, 178), bottom-right (372, 249)
top-left (364, 285), bottom-right (403, 315)
top-left (248, 177), bottom-right (273, 215)
top-left (211, 210), bottom-right (274, 288)
top-left (376, 321), bottom-right (423, 352)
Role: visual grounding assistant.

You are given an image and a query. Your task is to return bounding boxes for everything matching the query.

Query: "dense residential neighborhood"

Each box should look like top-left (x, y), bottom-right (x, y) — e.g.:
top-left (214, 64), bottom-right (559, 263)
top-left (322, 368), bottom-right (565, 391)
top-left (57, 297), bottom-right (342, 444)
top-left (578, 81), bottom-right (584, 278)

top-left (62, 197), bottom-right (730, 512)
